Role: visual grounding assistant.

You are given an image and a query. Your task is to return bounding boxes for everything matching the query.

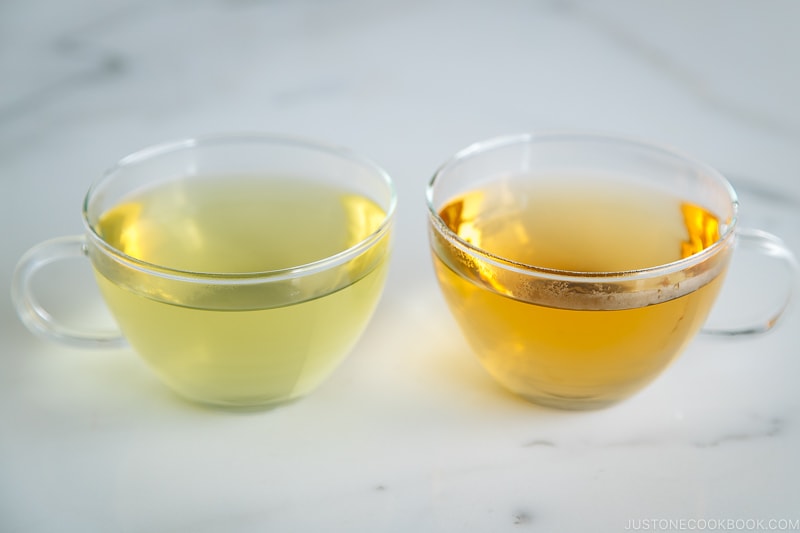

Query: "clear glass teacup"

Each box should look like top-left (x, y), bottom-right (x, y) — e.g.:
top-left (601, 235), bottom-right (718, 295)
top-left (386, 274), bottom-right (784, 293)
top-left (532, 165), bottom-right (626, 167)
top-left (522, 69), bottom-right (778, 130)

top-left (13, 134), bottom-right (396, 409)
top-left (427, 132), bottom-right (797, 410)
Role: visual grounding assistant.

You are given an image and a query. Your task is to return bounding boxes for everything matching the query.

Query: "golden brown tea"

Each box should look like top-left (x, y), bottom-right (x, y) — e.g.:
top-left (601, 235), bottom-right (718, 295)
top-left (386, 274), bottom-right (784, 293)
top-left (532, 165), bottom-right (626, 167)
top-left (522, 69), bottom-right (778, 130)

top-left (432, 178), bottom-right (727, 408)
top-left (92, 176), bottom-right (390, 407)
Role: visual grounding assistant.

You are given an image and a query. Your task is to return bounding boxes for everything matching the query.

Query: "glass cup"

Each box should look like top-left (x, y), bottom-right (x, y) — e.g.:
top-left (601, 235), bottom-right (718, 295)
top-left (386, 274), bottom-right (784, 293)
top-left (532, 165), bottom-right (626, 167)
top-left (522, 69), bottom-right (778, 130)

top-left (13, 134), bottom-right (396, 409)
top-left (427, 132), bottom-right (798, 410)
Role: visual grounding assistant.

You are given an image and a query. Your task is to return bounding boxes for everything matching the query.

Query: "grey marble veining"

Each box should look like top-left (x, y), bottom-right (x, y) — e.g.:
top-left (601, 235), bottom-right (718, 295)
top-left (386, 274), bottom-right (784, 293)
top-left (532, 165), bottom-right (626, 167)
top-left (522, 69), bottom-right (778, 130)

top-left (560, 1), bottom-right (800, 139)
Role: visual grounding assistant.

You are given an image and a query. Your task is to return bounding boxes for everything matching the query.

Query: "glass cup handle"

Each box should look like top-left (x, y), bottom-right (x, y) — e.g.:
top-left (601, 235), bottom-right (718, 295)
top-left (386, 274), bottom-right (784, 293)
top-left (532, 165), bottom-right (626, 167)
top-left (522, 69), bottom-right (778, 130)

top-left (702, 227), bottom-right (800, 336)
top-left (11, 235), bottom-right (127, 349)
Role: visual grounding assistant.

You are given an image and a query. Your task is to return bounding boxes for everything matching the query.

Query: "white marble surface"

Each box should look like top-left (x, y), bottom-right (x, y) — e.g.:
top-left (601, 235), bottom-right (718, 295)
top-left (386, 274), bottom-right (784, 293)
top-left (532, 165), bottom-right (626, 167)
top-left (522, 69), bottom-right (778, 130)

top-left (2, 1), bottom-right (800, 531)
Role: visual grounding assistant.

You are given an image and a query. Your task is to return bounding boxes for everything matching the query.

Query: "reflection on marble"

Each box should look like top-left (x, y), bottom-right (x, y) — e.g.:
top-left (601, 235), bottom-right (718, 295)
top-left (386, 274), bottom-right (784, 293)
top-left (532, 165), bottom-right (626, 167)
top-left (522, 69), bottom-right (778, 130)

top-left (2, 1), bottom-right (800, 532)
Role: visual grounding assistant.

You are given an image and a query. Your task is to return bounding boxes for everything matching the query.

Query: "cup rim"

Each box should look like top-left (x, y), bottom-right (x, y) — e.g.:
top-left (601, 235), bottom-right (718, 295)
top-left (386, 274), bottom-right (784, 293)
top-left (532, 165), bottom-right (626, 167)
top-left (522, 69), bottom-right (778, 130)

top-left (426, 130), bottom-right (739, 282)
top-left (82, 133), bottom-right (397, 284)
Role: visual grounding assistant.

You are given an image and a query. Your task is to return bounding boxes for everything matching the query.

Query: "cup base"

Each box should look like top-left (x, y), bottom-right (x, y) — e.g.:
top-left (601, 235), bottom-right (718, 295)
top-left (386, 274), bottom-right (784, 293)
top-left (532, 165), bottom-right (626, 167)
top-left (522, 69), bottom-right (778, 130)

top-left (175, 392), bottom-right (304, 413)
top-left (514, 391), bottom-right (627, 411)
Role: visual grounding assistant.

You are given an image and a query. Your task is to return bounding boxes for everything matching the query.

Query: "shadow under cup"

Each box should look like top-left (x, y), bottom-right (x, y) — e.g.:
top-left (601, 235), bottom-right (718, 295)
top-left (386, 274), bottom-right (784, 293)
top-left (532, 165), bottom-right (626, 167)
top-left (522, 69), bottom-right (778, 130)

top-left (14, 135), bottom-right (396, 409)
top-left (427, 133), bottom-right (746, 410)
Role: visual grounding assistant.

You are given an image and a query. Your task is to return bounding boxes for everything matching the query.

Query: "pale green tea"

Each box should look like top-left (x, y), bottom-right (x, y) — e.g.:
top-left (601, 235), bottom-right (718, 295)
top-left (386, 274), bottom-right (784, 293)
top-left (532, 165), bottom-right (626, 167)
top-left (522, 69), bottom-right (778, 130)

top-left (92, 176), bottom-right (390, 407)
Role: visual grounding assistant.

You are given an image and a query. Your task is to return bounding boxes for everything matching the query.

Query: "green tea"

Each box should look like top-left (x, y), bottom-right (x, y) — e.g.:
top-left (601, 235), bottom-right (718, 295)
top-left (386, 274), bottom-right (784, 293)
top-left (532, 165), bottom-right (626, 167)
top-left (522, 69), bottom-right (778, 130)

top-left (93, 176), bottom-right (390, 407)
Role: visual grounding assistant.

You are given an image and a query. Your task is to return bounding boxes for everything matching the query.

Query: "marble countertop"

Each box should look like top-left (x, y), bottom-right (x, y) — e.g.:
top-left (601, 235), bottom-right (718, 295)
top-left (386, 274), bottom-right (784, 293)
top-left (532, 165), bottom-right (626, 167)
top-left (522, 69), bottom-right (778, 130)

top-left (2, 1), bottom-right (800, 531)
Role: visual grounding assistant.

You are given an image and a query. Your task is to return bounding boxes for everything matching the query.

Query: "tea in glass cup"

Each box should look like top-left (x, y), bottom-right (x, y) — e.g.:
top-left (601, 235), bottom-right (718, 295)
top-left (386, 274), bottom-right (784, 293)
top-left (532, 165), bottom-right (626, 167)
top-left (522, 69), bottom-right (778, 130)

top-left (13, 135), bottom-right (396, 409)
top-left (427, 132), bottom-right (797, 410)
